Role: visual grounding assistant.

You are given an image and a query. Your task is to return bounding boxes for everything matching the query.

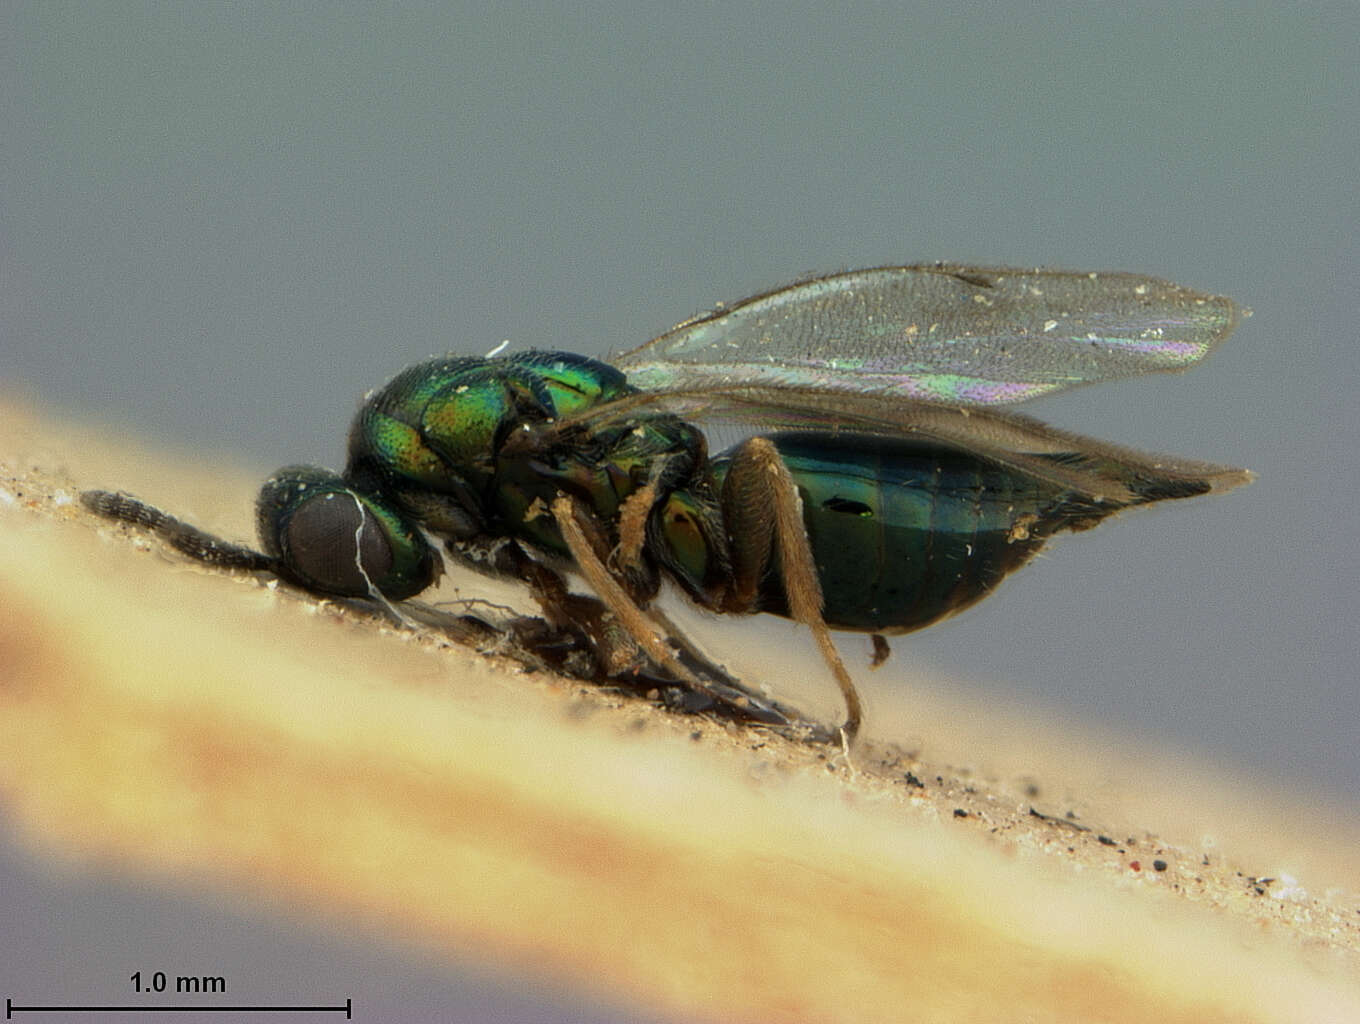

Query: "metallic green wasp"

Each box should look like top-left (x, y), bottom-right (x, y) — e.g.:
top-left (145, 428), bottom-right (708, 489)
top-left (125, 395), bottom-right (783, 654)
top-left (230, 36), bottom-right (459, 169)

top-left (84, 265), bottom-right (1252, 741)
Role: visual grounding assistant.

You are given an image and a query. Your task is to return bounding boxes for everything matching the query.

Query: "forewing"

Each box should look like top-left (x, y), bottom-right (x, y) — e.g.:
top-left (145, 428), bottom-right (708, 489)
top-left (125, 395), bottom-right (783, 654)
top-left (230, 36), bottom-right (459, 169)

top-left (617, 265), bottom-right (1242, 405)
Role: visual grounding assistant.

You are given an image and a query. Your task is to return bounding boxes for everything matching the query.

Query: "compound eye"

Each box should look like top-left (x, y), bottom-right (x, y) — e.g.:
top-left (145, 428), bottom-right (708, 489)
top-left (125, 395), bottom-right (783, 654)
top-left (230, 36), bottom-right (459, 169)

top-left (284, 490), bottom-right (393, 596)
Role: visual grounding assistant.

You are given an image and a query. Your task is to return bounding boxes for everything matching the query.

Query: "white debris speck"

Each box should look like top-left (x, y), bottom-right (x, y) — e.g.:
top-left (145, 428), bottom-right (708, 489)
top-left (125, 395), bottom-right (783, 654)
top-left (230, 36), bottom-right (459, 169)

top-left (0, 488), bottom-right (15, 507)
top-left (51, 490), bottom-right (74, 506)
top-left (1043, 320), bottom-right (1058, 332)
top-left (1271, 874), bottom-right (1309, 903)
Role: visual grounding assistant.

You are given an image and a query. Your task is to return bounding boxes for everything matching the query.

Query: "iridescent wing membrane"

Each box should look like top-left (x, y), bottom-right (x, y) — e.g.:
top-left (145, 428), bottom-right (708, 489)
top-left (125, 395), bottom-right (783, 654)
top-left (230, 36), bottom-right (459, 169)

top-left (594, 265), bottom-right (1251, 501)
top-left (619, 264), bottom-right (1240, 402)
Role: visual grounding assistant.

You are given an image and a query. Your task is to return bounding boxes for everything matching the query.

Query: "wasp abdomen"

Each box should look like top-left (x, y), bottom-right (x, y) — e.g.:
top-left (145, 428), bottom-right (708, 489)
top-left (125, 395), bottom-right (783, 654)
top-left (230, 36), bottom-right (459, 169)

top-left (732, 433), bottom-right (1104, 633)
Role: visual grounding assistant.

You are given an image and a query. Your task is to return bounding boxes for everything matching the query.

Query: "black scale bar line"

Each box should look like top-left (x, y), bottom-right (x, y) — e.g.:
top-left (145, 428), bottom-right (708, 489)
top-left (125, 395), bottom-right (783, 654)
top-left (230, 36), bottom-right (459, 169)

top-left (7, 998), bottom-right (352, 1018)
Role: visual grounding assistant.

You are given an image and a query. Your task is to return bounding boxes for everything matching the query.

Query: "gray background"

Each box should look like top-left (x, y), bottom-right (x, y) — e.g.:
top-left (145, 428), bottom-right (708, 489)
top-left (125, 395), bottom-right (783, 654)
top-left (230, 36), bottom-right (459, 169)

top-left (2, 3), bottom-right (1356, 1021)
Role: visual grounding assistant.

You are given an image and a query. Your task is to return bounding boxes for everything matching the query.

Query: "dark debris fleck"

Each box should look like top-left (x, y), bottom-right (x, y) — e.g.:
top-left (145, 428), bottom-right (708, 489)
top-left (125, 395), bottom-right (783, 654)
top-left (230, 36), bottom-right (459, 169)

top-left (1029, 807), bottom-right (1091, 833)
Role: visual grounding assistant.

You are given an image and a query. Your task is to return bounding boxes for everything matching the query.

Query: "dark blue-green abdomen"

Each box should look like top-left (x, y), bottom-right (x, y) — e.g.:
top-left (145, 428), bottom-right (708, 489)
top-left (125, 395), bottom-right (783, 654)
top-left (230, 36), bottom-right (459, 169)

top-left (724, 432), bottom-right (1083, 633)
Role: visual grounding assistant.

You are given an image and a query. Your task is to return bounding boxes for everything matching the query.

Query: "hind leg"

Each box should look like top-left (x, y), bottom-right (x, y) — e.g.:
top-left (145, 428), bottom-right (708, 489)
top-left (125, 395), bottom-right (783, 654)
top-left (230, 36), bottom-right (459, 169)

top-left (718, 438), bottom-right (863, 742)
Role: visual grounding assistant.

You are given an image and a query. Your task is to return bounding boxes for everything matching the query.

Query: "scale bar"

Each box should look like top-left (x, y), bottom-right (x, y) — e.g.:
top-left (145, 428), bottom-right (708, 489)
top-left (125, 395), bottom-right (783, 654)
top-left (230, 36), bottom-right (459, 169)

top-left (6, 998), bottom-right (352, 1018)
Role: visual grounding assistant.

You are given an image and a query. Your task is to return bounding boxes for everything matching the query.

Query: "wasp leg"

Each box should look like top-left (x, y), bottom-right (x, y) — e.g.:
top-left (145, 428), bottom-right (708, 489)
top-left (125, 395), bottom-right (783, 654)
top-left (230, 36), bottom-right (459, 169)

top-left (551, 494), bottom-right (702, 686)
top-left (471, 535), bottom-right (718, 702)
top-left (507, 594), bottom-right (785, 719)
top-left (385, 596), bottom-right (587, 676)
top-left (548, 494), bottom-right (801, 729)
top-left (612, 453), bottom-right (683, 579)
top-left (550, 480), bottom-right (753, 703)
top-left (488, 530), bottom-right (802, 726)
top-left (612, 480), bottom-right (657, 577)
top-left (717, 438), bottom-right (864, 743)
top-left (472, 535), bottom-right (651, 678)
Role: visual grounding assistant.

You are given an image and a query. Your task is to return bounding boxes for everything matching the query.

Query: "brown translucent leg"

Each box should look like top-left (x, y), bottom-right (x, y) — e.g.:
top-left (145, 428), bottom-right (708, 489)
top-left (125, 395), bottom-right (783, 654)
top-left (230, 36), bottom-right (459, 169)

top-left (481, 522), bottom-right (800, 728)
top-left (613, 480), bottom-right (657, 577)
top-left (719, 438), bottom-right (864, 743)
top-left (550, 495), bottom-right (728, 695)
top-left (479, 535), bottom-right (652, 677)
top-left (549, 494), bottom-right (806, 729)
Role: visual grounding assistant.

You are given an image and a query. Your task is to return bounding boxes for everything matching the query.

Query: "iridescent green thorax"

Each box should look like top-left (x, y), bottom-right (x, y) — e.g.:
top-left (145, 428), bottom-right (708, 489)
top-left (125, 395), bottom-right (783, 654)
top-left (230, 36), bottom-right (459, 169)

top-left (345, 350), bottom-right (709, 559)
top-left (350, 351), bottom-right (630, 490)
